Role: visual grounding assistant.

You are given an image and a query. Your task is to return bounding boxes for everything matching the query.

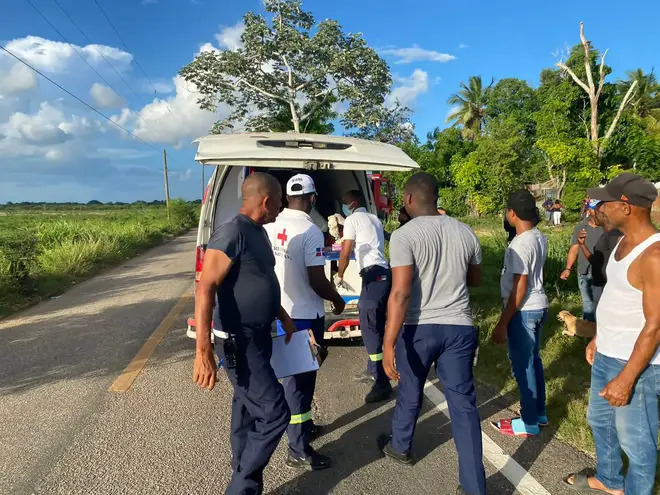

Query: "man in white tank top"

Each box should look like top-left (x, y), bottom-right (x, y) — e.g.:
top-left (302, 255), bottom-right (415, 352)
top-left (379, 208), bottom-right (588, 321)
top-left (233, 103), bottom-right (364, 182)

top-left (564, 173), bottom-right (660, 495)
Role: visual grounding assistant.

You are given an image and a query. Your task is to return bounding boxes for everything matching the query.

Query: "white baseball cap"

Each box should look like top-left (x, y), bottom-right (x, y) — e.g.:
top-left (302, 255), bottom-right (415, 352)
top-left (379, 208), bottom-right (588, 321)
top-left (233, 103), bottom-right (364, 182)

top-left (286, 174), bottom-right (316, 196)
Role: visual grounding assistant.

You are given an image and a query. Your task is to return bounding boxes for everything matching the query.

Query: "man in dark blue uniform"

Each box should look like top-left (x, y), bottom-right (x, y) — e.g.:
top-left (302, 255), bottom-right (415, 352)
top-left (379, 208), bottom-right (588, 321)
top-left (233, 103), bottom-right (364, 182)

top-left (194, 172), bottom-right (297, 495)
top-left (338, 190), bottom-right (392, 403)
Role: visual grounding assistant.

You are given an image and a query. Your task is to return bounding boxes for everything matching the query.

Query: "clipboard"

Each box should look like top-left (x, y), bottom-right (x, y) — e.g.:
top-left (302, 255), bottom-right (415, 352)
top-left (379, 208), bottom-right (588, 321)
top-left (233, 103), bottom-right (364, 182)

top-left (270, 330), bottom-right (321, 379)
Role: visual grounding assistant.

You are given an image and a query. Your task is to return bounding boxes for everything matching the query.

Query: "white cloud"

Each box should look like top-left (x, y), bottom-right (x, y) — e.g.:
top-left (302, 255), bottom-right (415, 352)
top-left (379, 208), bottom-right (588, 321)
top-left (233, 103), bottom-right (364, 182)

top-left (386, 69), bottom-right (429, 107)
top-left (90, 83), bottom-right (125, 108)
top-left (459, 43), bottom-right (470, 49)
top-left (119, 75), bottom-right (229, 146)
top-left (3, 36), bottom-right (132, 73)
top-left (1, 102), bottom-right (71, 146)
top-left (0, 63), bottom-right (38, 94)
top-left (381, 45), bottom-right (456, 64)
top-left (215, 23), bottom-right (245, 51)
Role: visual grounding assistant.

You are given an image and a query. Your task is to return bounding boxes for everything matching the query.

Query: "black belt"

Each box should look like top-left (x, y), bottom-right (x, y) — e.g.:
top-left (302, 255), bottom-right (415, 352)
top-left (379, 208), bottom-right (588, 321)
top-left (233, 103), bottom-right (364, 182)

top-left (360, 265), bottom-right (390, 283)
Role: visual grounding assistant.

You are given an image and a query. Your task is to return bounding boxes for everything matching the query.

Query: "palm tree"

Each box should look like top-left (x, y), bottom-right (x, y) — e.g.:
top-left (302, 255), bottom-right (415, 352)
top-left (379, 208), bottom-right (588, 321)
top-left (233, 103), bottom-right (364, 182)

top-left (446, 75), bottom-right (493, 140)
top-left (620, 68), bottom-right (659, 119)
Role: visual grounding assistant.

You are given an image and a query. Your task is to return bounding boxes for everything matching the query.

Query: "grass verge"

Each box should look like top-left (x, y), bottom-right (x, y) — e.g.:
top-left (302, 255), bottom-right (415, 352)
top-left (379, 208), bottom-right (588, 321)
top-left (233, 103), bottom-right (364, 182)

top-left (0, 200), bottom-right (198, 317)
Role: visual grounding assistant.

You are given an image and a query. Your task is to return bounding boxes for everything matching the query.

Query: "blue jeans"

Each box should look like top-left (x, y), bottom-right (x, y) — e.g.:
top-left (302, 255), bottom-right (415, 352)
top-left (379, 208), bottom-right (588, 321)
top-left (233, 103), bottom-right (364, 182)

top-left (588, 352), bottom-right (660, 495)
top-left (506, 309), bottom-right (548, 426)
top-left (391, 324), bottom-right (486, 495)
top-left (578, 272), bottom-right (596, 322)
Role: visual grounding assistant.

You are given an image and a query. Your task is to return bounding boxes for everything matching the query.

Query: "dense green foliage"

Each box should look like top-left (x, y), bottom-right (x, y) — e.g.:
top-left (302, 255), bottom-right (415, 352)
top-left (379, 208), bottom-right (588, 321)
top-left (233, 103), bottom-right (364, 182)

top-left (0, 201), bottom-right (198, 317)
top-left (388, 41), bottom-right (659, 216)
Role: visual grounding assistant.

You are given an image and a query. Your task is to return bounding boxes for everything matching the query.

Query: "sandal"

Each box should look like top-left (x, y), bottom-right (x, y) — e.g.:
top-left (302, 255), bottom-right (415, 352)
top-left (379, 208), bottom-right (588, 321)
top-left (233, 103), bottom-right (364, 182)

top-left (489, 418), bottom-right (537, 437)
top-left (563, 473), bottom-right (619, 493)
top-left (515, 409), bottom-right (549, 427)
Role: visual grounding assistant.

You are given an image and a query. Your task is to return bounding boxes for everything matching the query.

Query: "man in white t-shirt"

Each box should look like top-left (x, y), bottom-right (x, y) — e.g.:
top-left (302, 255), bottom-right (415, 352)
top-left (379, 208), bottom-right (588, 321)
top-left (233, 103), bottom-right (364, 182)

top-left (338, 189), bottom-right (392, 403)
top-left (264, 174), bottom-right (345, 471)
top-left (491, 190), bottom-right (549, 438)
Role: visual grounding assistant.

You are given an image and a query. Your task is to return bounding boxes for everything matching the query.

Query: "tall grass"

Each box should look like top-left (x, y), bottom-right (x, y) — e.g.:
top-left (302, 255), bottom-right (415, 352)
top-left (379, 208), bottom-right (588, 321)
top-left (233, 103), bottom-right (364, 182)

top-left (0, 200), bottom-right (198, 317)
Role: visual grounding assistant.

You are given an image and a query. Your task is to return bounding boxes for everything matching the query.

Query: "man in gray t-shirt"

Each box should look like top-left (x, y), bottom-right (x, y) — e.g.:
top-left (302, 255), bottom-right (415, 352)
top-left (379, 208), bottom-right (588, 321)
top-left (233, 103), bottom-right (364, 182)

top-left (379, 173), bottom-right (486, 495)
top-left (389, 216), bottom-right (481, 326)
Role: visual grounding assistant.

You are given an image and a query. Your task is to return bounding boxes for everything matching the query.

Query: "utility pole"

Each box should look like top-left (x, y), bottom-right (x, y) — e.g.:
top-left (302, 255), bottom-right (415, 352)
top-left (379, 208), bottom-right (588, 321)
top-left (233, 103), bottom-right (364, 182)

top-left (163, 149), bottom-right (171, 222)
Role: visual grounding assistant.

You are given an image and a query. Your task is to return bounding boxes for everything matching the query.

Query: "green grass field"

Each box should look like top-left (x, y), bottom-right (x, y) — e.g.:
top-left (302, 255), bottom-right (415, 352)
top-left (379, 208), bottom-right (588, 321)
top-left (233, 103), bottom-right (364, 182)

top-left (0, 200), bottom-right (198, 317)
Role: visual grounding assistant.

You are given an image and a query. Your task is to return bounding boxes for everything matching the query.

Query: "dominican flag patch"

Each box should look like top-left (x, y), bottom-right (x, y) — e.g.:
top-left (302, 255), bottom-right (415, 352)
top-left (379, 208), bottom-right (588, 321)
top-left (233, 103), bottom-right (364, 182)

top-left (315, 248), bottom-right (323, 257)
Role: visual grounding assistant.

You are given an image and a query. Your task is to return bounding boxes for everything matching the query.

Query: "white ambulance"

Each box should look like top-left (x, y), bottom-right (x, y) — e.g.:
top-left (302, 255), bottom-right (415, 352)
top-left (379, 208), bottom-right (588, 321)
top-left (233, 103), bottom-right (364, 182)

top-left (186, 132), bottom-right (418, 340)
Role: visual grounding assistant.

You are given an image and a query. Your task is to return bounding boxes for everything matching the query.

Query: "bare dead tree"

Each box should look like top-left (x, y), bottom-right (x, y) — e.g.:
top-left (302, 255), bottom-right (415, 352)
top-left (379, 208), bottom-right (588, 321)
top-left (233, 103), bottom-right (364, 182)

top-left (556, 22), bottom-right (638, 156)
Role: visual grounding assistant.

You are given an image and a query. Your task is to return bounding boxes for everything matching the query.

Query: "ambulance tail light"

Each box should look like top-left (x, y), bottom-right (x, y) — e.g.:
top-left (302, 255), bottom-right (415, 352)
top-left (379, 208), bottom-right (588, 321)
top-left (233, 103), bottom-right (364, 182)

top-left (195, 245), bottom-right (206, 288)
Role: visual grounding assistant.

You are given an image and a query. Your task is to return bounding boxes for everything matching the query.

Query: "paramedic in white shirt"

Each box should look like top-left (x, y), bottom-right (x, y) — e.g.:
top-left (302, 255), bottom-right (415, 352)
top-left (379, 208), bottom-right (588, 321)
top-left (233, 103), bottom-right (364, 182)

top-left (337, 189), bottom-right (393, 403)
top-left (564, 173), bottom-right (660, 495)
top-left (264, 173), bottom-right (345, 472)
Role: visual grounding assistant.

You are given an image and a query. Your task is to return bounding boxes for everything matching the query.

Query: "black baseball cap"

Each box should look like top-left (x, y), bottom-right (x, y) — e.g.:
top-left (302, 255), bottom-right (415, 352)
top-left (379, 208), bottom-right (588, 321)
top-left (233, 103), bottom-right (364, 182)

top-left (587, 173), bottom-right (658, 208)
top-left (507, 190), bottom-right (538, 221)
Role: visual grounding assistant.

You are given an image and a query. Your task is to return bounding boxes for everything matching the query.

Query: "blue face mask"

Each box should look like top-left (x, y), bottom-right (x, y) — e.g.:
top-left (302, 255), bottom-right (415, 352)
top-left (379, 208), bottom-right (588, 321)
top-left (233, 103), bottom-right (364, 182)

top-left (342, 204), bottom-right (353, 217)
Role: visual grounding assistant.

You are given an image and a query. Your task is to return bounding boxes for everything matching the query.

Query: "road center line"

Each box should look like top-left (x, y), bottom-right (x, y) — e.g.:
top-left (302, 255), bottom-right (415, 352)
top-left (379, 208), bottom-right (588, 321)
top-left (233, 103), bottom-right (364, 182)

top-left (423, 380), bottom-right (551, 495)
top-left (108, 291), bottom-right (191, 393)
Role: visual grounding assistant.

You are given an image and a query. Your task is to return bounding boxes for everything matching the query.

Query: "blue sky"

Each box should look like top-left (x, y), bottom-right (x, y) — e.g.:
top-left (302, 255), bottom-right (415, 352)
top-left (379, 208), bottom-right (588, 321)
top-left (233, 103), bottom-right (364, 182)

top-left (1, 0), bottom-right (658, 203)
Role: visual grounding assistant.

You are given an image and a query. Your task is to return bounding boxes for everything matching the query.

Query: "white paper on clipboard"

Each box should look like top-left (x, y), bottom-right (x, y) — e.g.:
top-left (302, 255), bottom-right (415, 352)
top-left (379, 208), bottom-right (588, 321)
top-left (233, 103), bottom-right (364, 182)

top-left (270, 330), bottom-right (320, 379)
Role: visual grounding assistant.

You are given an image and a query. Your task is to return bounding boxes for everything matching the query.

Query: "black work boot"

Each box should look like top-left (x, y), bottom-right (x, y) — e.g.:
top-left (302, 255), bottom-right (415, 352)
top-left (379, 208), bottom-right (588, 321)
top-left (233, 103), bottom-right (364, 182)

top-left (365, 381), bottom-right (392, 403)
top-left (285, 449), bottom-right (331, 471)
top-left (378, 434), bottom-right (412, 466)
top-left (308, 423), bottom-right (324, 441)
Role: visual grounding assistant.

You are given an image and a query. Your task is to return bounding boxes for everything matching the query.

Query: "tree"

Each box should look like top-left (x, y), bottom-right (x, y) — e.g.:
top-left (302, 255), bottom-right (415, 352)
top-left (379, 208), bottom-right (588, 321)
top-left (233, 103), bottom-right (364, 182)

top-left (349, 100), bottom-right (415, 145)
top-left (620, 68), bottom-right (659, 119)
top-left (555, 22), bottom-right (638, 155)
top-left (446, 75), bottom-right (493, 140)
top-left (180, 0), bottom-right (391, 133)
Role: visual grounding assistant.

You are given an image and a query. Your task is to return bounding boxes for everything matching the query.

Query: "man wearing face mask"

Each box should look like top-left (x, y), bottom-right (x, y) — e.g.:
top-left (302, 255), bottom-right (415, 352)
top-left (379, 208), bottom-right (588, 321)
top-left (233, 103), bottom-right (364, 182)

top-left (264, 174), bottom-right (345, 471)
top-left (338, 190), bottom-right (392, 403)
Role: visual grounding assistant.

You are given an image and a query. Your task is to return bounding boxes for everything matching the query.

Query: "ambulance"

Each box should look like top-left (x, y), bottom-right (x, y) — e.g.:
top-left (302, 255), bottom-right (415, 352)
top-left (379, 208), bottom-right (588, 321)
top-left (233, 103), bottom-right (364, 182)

top-left (186, 132), bottom-right (418, 340)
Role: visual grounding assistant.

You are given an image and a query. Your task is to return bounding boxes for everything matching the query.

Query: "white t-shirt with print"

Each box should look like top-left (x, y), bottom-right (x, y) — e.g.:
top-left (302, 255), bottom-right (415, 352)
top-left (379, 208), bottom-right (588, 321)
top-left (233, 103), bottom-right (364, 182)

top-left (500, 228), bottom-right (549, 311)
top-left (342, 207), bottom-right (389, 272)
top-left (264, 208), bottom-right (326, 319)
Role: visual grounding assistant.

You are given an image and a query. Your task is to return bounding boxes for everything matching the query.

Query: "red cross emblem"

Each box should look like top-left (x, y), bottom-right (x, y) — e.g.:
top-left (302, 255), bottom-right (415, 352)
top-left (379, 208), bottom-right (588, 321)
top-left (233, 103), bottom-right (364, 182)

top-left (277, 229), bottom-right (288, 246)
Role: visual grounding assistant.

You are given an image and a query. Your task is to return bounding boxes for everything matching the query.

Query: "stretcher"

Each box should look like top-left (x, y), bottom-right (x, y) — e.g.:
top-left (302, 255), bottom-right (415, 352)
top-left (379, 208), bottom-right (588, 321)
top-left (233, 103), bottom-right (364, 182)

top-left (321, 250), bottom-right (363, 341)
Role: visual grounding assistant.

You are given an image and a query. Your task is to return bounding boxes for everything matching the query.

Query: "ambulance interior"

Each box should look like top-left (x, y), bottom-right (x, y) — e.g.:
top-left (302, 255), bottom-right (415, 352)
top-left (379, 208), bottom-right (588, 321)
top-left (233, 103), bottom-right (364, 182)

top-left (213, 166), bottom-right (373, 248)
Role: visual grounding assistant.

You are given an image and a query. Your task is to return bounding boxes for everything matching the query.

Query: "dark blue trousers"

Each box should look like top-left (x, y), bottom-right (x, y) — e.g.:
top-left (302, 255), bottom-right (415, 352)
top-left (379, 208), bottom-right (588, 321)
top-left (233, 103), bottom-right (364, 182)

top-left (391, 324), bottom-right (486, 495)
top-left (282, 317), bottom-right (325, 458)
top-left (358, 266), bottom-right (391, 386)
top-left (216, 324), bottom-right (290, 495)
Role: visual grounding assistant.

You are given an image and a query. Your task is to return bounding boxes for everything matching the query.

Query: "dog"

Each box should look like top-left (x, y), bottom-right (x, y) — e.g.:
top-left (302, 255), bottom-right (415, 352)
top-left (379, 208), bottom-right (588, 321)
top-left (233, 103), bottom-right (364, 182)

top-left (558, 310), bottom-right (596, 338)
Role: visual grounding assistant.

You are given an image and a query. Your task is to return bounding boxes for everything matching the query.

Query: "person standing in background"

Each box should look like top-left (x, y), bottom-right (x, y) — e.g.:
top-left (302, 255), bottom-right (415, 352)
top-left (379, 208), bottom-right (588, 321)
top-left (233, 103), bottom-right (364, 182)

top-left (338, 190), bottom-right (393, 403)
top-left (380, 173), bottom-right (486, 495)
top-left (491, 191), bottom-right (549, 437)
top-left (542, 197), bottom-right (554, 224)
top-left (551, 199), bottom-right (564, 226)
top-left (564, 173), bottom-right (660, 495)
top-left (264, 174), bottom-right (345, 471)
top-left (575, 199), bottom-right (622, 311)
top-left (560, 206), bottom-right (604, 321)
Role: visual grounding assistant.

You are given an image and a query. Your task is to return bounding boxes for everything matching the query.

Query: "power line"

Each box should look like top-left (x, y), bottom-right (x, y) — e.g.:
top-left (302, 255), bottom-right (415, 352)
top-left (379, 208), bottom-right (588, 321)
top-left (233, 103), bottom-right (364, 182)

top-left (0, 43), bottom-right (161, 152)
top-left (26, 0), bottom-right (167, 145)
top-left (26, 0), bottom-right (128, 99)
top-left (92, 0), bottom-right (173, 113)
top-left (50, 0), bottom-right (142, 101)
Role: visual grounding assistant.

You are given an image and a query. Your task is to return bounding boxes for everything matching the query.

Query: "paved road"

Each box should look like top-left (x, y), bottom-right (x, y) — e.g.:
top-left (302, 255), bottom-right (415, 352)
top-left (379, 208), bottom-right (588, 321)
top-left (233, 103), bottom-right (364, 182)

top-left (0, 233), bottom-right (594, 494)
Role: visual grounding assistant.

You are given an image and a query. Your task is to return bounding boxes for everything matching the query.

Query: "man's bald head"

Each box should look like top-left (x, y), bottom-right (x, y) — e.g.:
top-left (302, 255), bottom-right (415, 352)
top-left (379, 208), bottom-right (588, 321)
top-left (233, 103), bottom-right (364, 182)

top-left (403, 173), bottom-right (439, 218)
top-left (241, 172), bottom-right (280, 200)
top-left (240, 172), bottom-right (282, 225)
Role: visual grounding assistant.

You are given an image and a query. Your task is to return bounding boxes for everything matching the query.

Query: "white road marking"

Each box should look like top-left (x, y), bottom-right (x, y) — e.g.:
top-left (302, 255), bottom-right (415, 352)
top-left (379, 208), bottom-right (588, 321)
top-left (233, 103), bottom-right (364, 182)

top-left (423, 380), bottom-right (551, 495)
